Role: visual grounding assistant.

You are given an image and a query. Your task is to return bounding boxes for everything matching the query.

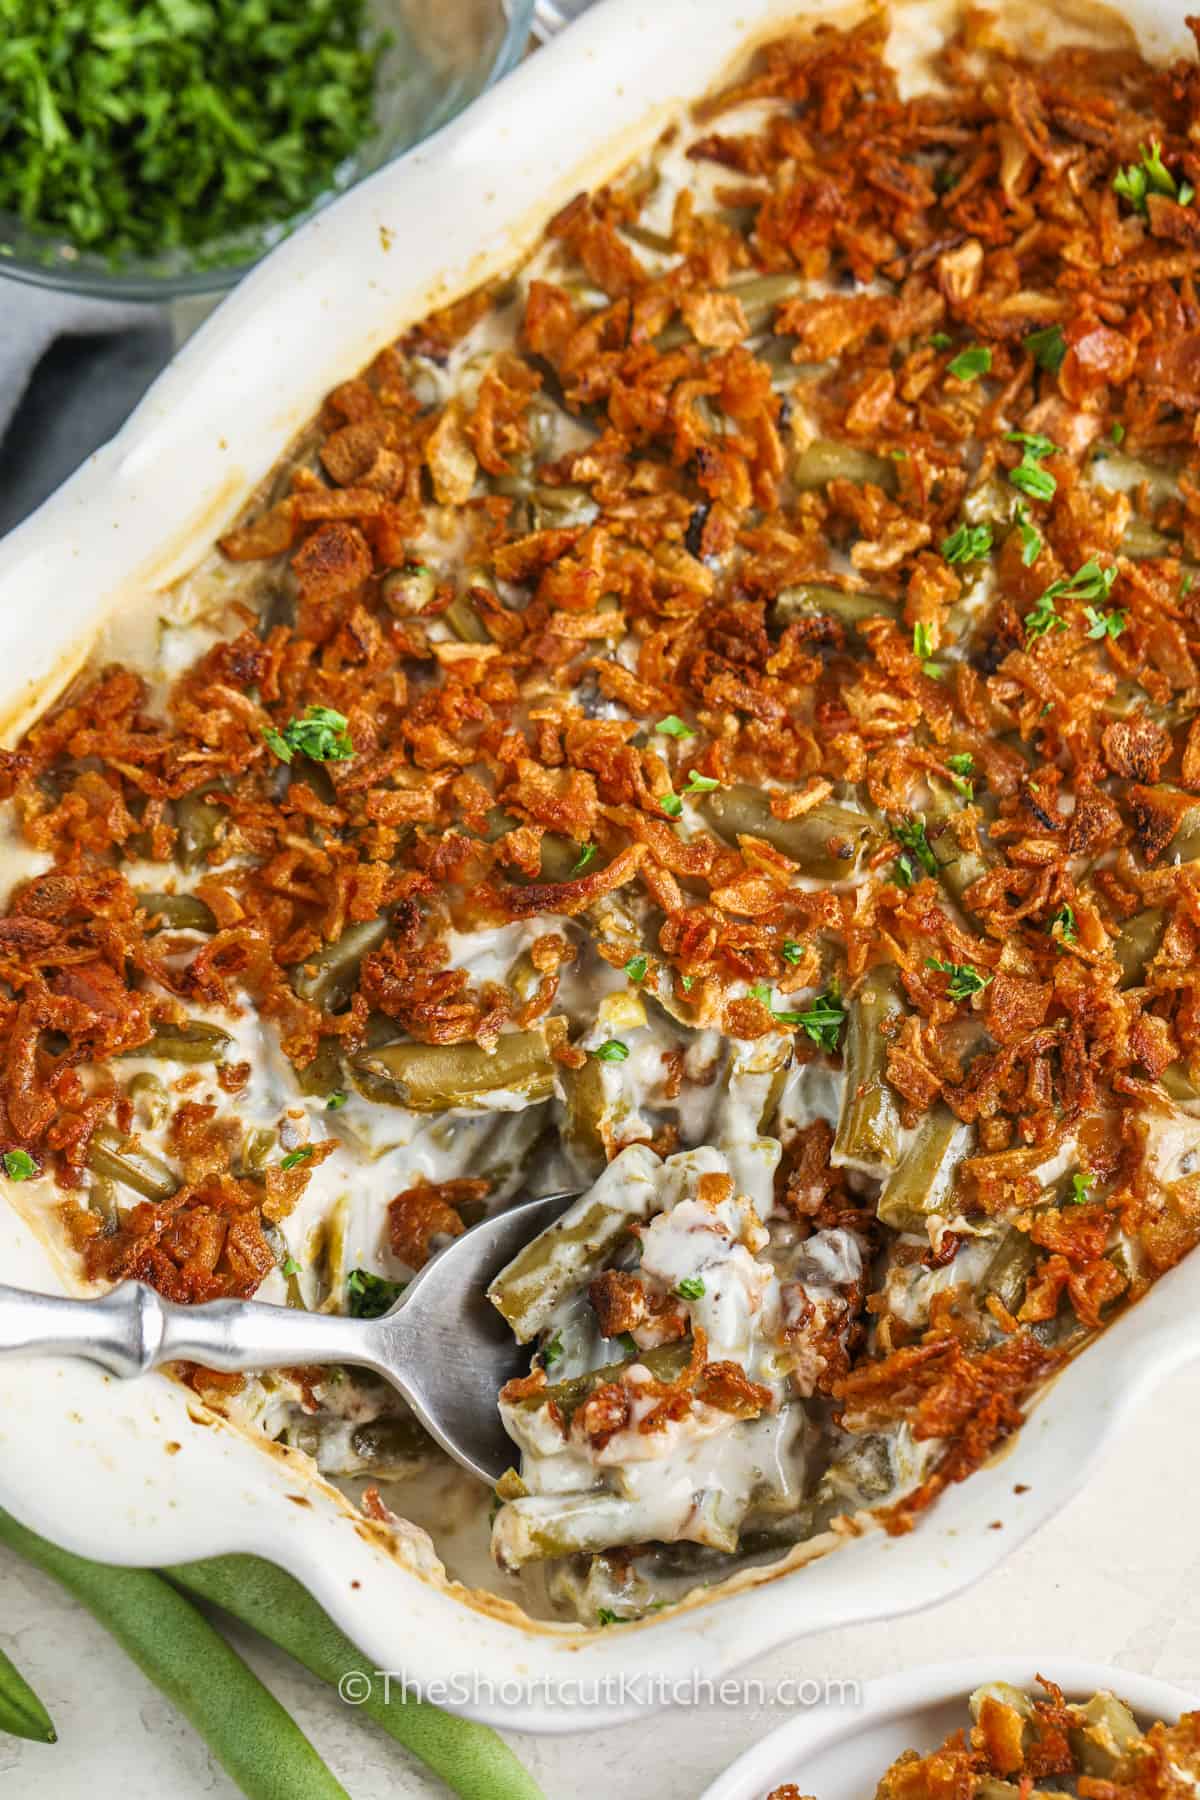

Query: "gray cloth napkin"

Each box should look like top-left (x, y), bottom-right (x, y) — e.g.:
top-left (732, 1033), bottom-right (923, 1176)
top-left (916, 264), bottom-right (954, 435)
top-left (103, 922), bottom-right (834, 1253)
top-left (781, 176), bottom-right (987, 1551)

top-left (0, 284), bottom-right (151, 441)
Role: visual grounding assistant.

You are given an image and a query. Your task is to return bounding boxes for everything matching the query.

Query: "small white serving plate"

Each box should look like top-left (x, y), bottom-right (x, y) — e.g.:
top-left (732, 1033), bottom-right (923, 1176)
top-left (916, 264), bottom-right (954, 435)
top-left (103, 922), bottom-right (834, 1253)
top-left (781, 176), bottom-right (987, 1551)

top-left (0, 0), bottom-right (1197, 1738)
top-left (700, 1658), bottom-right (1198, 1800)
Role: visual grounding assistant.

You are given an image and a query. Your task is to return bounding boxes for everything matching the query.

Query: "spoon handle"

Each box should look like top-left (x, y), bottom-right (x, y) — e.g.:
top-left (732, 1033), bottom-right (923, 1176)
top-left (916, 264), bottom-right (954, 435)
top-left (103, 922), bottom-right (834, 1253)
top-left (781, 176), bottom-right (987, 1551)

top-left (0, 1279), bottom-right (381, 1380)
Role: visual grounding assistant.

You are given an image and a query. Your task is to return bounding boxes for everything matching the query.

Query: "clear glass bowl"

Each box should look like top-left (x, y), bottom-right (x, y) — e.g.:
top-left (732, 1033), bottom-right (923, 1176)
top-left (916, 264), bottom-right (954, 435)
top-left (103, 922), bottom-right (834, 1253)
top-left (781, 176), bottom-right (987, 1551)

top-left (0, 0), bottom-right (533, 303)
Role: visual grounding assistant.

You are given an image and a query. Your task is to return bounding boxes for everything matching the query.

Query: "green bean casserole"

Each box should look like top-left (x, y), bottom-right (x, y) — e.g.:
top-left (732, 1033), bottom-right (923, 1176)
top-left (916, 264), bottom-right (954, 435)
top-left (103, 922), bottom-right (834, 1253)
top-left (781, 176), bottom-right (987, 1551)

top-left (6, 0), bottom-right (1200, 1624)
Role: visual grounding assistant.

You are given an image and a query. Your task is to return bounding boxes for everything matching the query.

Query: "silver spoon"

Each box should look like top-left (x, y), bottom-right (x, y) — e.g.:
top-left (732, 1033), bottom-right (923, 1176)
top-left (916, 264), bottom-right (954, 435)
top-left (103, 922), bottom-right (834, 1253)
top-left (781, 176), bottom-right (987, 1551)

top-left (0, 1191), bottom-right (575, 1485)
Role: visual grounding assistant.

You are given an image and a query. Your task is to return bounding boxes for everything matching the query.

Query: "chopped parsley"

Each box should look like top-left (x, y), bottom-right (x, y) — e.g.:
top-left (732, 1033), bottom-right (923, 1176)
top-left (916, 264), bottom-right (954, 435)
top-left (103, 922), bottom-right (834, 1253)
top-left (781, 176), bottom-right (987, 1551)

top-left (1014, 504), bottom-right (1043, 567)
top-left (790, 991), bottom-right (846, 1054)
top-left (656, 715), bottom-right (695, 739)
top-left (1026, 559), bottom-right (1118, 642)
top-left (893, 815), bottom-right (938, 881)
top-left (1083, 604), bottom-right (1127, 642)
top-left (1114, 139), bottom-right (1189, 214)
top-left (929, 331), bottom-right (953, 349)
top-left (596, 1608), bottom-right (622, 1626)
top-left (616, 1332), bottom-right (639, 1358)
top-left (263, 705), bottom-right (354, 765)
top-left (913, 621), bottom-right (934, 660)
top-left (682, 770), bottom-right (720, 795)
top-left (1069, 1171), bottom-right (1094, 1205)
top-left (542, 1331), bottom-right (564, 1368)
top-left (1006, 431), bottom-right (1059, 503)
top-left (1024, 589), bottom-right (1068, 641)
top-left (676, 1276), bottom-right (706, 1300)
top-left (1050, 902), bottom-right (1077, 944)
top-left (942, 521), bottom-right (993, 565)
top-left (347, 1268), bottom-right (407, 1319)
top-left (659, 792), bottom-right (683, 819)
top-left (593, 1039), bottom-right (630, 1063)
top-left (326, 1090), bottom-right (348, 1111)
top-left (781, 939), bottom-right (803, 965)
top-left (1024, 324), bottom-right (1067, 373)
top-left (1184, 571), bottom-right (1196, 596)
top-left (281, 1256), bottom-right (302, 1278)
top-left (2, 1149), bottom-right (36, 1181)
top-left (947, 345), bottom-right (992, 381)
top-left (279, 1145), bottom-right (314, 1171)
top-left (624, 954), bottom-right (648, 983)
top-left (946, 752), bottom-right (974, 778)
top-left (925, 956), bottom-right (993, 1002)
top-left (1111, 422), bottom-right (1125, 445)
top-left (571, 843), bottom-right (598, 876)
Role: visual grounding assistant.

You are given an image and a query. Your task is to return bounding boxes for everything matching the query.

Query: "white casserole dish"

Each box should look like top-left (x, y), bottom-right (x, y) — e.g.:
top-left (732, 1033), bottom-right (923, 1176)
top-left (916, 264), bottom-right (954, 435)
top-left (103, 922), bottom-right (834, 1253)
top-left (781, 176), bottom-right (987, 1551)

top-left (0, 0), bottom-right (1197, 1735)
top-left (699, 1658), bottom-right (1198, 1800)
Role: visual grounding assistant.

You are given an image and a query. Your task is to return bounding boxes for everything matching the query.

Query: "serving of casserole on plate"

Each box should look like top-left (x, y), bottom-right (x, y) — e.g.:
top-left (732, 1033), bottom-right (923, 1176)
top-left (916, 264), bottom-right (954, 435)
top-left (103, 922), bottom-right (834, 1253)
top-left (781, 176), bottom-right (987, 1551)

top-left (3, 0), bottom-right (1200, 1729)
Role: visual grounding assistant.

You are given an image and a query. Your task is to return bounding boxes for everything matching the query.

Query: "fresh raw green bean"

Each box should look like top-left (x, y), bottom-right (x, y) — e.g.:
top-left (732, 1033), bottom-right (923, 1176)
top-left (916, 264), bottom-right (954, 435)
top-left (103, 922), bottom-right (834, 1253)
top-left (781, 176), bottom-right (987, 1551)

top-left (832, 965), bottom-right (905, 1177)
top-left (981, 1228), bottom-right (1038, 1314)
top-left (174, 787), bottom-right (227, 871)
top-left (135, 891), bottom-right (217, 933)
top-left (876, 1104), bottom-right (972, 1231)
top-left (490, 1147), bottom-right (661, 1341)
top-left (1069, 1691), bottom-right (1141, 1776)
top-left (87, 1125), bottom-right (178, 1203)
top-left (120, 1020), bottom-right (233, 1064)
top-left (165, 1555), bottom-right (545, 1800)
top-left (792, 439), bottom-right (898, 494)
top-left (0, 1642), bottom-right (55, 1744)
top-left (353, 1021), bottom-right (565, 1113)
top-left (773, 583), bottom-right (898, 636)
top-left (292, 916), bottom-right (390, 1010)
top-left (0, 1511), bottom-right (351, 1800)
top-left (1114, 907), bottom-right (1165, 987)
top-left (701, 783), bottom-right (881, 879)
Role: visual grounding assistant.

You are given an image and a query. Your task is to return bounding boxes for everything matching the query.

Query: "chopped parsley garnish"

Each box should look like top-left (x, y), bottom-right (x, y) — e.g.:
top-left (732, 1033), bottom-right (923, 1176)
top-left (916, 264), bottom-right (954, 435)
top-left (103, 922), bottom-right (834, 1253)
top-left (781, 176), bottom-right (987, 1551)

top-left (1111, 422), bottom-right (1125, 445)
top-left (596, 1608), bottom-right (622, 1626)
top-left (264, 705), bottom-right (354, 765)
top-left (347, 1268), bottom-right (407, 1319)
top-left (624, 954), bottom-right (648, 983)
top-left (1114, 139), bottom-right (1189, 214)
top-left (659, 792), bottom-right (683, 819)
top-left (1014, 504), bottom-right (1043, 567)
top-left (1050, 902), bottom-right (1077, 944)
top-left (947, 345), bottom-right (992, 381)
top-left (893, 815), bottom-right (938, 880)
top-left (282, 1256), bottom-right (302, 1278)
top-left (542, 1331), bottom-right (564, 1368)
top-left (656, 715), bottom-right (695, 739)
top-left (680, 975), bottom-right (695, 992)
top-left (926, 956), bottom-right (993, 1001)
top-left (781, 939), bottom-right (803, 965)
top-left (593, 1039), bottom-right (630, 1063)
top-left (946, 752), bottom-right (974, 778)
top-left (326, 1090), bottom-right (348, 1111)
top-left (1024, 589), bottom-right (1068, 640)
top-left (0, 0), bottom-right (383, 264)
top-left (913, 621), bottom-right (934, 660)
top-left (1083, 604), bottom-right (1127, 641)
top-left (790, 991), bottom-right (846, 1054)
top-left (1024, 324), bottom-right (1067, 373)
top-left (571, 843), bottom-right (598, 876)
top-left (1026, 559), bottom-right (1118, 642)
top-left (616, 1333), bottom-right (639, 1358)
top-left (676, 1276), bottom-right (706, 1300)
top-left (1006, 431), bottom-right (1059, 503)
top-left (929, 331), bottom-right (953, 349)
top-left (2, 1149), bottom-right (36, 1181)
top-left (942, 521), bottom-right (993, 565)
top-left (1185, 571), bottom-right (1196, 596)
top-left (279, 1145), bottom-right (314, 1171)
top-left (682, 770), bottom-right (720, 795)
top-left (1069, 1171), bottom-right (1094, 1204)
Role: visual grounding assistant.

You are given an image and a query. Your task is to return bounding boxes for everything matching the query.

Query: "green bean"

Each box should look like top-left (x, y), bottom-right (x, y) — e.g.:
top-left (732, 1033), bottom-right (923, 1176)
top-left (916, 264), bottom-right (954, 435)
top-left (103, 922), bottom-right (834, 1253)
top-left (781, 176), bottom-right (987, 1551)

top-left (773, 583), bottom-right (898, 636)
top-left (88, 1175), bottom-right (120, 1230)
top-left (0, 1510), bottom-right (351, 1800)
top-left (655, 271), bottom-right (806, 349)
top-left (981, 1227), bottom-right (1038, 1314)
top-left (380, 563), bottom-right (436, 617)
top-left (121, 1020), bottom-right (233, 1064)
top-left (507, 1340), bottom-right (693, 1419)
top-left (87, 1125), bottom-right (178, 1203)
top-left (349, 1417), bottom-right (430, 1466)
top-left (165, 1555), bottom-right (545, 1800)
top-left (1069, 1691), bottom-right (1141, 1777)
top-left (263, 1224), bottom-right (307, 1311)
top-left (135, 891), bottom-right (217, 933)
top-left (1134, 785), bottom-right (1200, 863)
top-left (1114, 907), bottom-right (1165, 987)
top-left (701, 783), bottom-right (881, 878)
top-left (242, 1127), bottom-right (277, 1173)
top-left (493, 1489), bottom-right (708, 1569)
top-left (444, 590), bottom-right (492, 644)
top-left (292, 916), bottom-right (389, 1010)
top-left (559, 1053), bottom-right (610, 1178)
top-left (792, 439), bottom-right (898, 494)
top-left (926, 778), bottom-right (989, 910)
top-left (127, 1070), bottom-right (169, 1130)
top-left (538, 833), bottom-right (584, 882)
top-left (174, 787), bottom-right (227, 872)
top-left (1161, 1062), bottom-right (1199, 1102)
top-left (292, 1036), bottom-right (346, 1100)
top-left (833, 966), bottom-right (904, 1177)
top-left (1092, 450), bottom-right (1180, 508)
top-left (489, 1151), bottom-right (661, 1342)
top-left (0, 1642), bottom-right (55, 1744)
top-left (876, 1104), bottom-right (972, 1232)
top-left (352, 1021), bottom-right (564, 1114)
top-left (1120, 516), bottom-right (1175, 559)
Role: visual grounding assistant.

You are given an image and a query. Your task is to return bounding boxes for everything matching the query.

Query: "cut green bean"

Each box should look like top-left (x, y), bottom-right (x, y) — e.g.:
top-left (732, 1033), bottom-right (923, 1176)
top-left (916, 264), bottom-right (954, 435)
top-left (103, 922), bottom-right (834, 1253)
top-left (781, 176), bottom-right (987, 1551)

top-left (349, 1417), bottom-right (430, 1466)
top-left (135, 892), bottom-right (217, 933)
top-left (292, 916), bottom-right (390, 1010)
top-left (352, 1021), bottom-right (565, 1113)
top-left (981, 1228), bottom-right (1038, 1313)
top-left (120, 1020), bottom-right (233, 1064)
top-left (792, 439), bottom-right (898, 494)
top-left (127, 1070), bottom-right (169, 1129)
top-left (174, 788), bottom-right (227, 871)
top-left (0, 1510), bottom-right (351, 1800)
top-left (876, 1104), bottom-right (972, 1231)
top-left (165, 1555), bottom-right (545, 1800)
top-left (1069, 1691), bottom-right (1141, 1777)
top-left (292, 1037), bottom-right (345, 1101)
top-left (773, 583), bottom-right (898, 636)
top-left (0, 1642), bottom-right (55, 1744)
top-left (701, 784), bottom-right (881, 879)
top-left (506, 1338), bottom-right (693, 1419)
top-left (489, 1145), bottom-right (661, 1341)
top-left (87, 1125), bottom-right (178, 1203)
top-left (832, 966), bottom-right (905, 1178)
top-left (1120, 516), bottom-right (1175, 559)
top-left (444, 590), bottom-right (492, 644)
top-left (926, 778), bottom-right (989, 910)
top-left (493, 1489), bottom-right (708, 1569)
top-left (559, 1053), bottom-right (611, 1178)
top-left (1114, 907), bottom-right (1165, 987)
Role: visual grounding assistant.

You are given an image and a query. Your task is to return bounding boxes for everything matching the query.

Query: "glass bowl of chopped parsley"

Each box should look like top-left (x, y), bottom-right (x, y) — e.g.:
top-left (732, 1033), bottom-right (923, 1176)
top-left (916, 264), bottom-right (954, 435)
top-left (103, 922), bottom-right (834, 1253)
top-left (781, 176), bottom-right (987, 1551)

top-left (0, 0), bottom-right (534, 300)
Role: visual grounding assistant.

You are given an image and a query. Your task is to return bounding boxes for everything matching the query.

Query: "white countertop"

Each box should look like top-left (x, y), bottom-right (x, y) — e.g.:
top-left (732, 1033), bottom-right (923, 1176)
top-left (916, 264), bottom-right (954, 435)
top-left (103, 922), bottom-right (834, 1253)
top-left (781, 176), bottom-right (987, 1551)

top-left (2, 1361), bottom-right (1197, 1799)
